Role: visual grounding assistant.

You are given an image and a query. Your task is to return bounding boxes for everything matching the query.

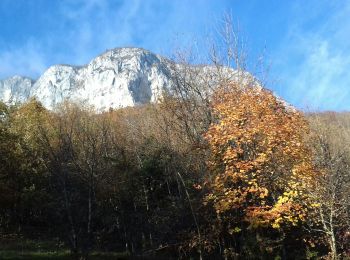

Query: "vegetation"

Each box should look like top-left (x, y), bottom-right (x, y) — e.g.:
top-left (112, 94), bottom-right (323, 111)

top-left (0, 83), bottom-right (349, 260)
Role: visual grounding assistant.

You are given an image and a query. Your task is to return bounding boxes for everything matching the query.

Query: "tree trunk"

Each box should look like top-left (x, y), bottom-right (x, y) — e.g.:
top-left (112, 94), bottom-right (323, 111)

top-left (63, 179), bottom-right (78, 254)
top-left (329, 231), bottom-right (338, 260)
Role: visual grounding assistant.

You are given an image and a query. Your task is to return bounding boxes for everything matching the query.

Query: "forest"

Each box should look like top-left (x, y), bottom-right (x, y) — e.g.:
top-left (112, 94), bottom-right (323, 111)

top-left (0, 15), bottom-right (349, 259)
top-left (0, 64), bottom-right (349, 259)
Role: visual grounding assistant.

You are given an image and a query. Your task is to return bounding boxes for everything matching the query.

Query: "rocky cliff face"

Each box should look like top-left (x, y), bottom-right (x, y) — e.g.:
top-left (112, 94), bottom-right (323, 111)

top-left (0, 48), bottom-right (176, 110)
top-left (0, 76), bottom-right (34, 104)
top-left (0, 47), bottom-right (248, 111)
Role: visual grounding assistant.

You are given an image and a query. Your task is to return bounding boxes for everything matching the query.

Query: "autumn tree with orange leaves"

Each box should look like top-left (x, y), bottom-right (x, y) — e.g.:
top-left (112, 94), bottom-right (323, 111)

top-left (202, 82), bottom-right (316, 257)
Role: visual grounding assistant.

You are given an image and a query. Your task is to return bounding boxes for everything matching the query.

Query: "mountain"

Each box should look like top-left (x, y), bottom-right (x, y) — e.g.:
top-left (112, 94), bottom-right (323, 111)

top-left (0, 47), bottom-right (249, 111)
top-left (0, 48), bottom-right (180, 111)
top-left (0, 76), bottom-right (34, 104)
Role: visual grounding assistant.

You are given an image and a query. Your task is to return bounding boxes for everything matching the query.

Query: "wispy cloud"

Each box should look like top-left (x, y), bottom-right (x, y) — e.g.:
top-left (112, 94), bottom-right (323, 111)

top-left (0, 40), bottom-right (47, 79)
top-left (273, 1), bottom-right (350, 111)
top-left (57, 0), bottom-right (218, 61)
top-left (0, 0), bottom-right (228, 78)
top-left (2, 0), bottom-right (348, 110)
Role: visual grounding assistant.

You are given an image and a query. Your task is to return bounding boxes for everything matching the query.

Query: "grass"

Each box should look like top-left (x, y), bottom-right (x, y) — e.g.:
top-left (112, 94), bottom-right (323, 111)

top-left (0, 251), bottom-right (131, 259)
top-left (0, 250), bottom-right (70, 259)
top-left (0, 236), bottom-right (130, 259)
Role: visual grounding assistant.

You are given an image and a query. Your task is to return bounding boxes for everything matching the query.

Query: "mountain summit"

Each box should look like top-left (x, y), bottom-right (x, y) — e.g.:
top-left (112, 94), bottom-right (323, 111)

top-left (0, 48), bottom-right (177, 110)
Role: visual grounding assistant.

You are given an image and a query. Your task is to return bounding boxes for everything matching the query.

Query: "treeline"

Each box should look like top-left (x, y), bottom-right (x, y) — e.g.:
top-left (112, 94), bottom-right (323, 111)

top-left (0, 81), bottom-right (349, 259)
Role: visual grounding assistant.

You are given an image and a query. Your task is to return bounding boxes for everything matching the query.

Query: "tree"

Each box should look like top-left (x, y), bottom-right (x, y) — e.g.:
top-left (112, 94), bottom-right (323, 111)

top-left (306, 112), bottom-right (350, 259)
top-left (0, 99), bottom-right (51, 235)
top-left (33, 102), bottom-right (119, 258)
top-left (202, 82), bottom-right (316, 258)
top-left (0, 102), bottom-right (20, 233)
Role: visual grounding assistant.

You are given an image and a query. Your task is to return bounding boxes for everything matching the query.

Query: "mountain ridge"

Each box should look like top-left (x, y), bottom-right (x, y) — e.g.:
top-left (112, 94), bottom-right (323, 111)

top-left (0, 47), bottom-right (243, 111)
top-left (0, 48), bottom-right (175, 110)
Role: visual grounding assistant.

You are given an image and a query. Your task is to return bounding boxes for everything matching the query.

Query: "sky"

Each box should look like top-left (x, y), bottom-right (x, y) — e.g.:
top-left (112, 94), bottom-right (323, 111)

top-left (0, 0), bottom-right (349, 111)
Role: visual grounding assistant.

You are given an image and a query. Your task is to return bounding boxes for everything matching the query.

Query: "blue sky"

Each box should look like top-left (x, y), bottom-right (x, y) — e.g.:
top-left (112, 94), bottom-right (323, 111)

top-left (0, 0), bottom-right (349, 111)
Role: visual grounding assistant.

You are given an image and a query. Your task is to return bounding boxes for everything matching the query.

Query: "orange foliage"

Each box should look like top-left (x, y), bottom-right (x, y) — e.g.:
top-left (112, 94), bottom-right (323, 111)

top-left (204, 83), bottom-right (315, 229)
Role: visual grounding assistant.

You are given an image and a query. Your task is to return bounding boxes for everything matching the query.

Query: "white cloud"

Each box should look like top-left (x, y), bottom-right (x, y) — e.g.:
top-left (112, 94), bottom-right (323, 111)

top-left (56, 0), bottom-right (156, 64)
top-left (274, 1), bottom-right (350, 111)
top-left (286, 40), bottom-right (349, 109)
top-left (0, 0), bottom-right (229, 78)
top-left (0, 41), bottom-right (47, 79)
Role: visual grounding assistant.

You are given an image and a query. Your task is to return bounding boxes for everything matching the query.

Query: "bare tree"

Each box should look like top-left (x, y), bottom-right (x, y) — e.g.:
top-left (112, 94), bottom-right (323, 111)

top-left (307, 112), bottom-right (350, 259)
